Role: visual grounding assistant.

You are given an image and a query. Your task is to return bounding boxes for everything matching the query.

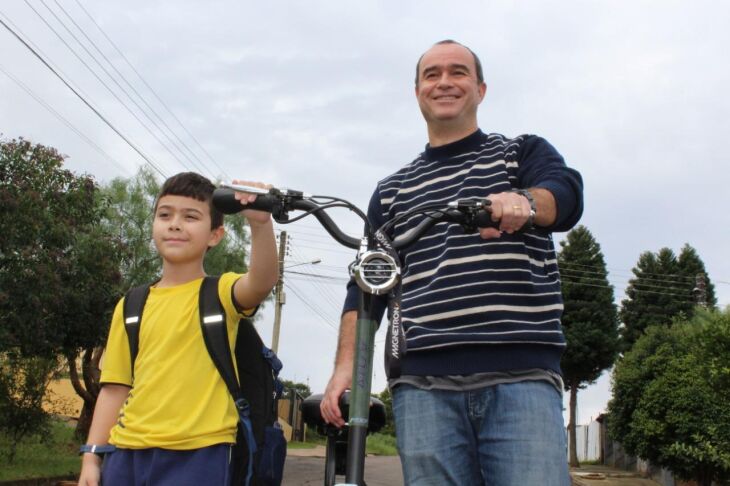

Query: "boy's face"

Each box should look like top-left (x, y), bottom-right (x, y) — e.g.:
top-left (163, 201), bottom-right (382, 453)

top-left (153, 195), bottom-right (224, 264)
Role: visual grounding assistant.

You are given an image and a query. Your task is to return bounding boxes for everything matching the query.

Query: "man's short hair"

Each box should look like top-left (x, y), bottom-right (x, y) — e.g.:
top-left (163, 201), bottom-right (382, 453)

top-left (415, 39), bottom-right (485, 86)
top-left (155, 172), bottom-right (223, 229)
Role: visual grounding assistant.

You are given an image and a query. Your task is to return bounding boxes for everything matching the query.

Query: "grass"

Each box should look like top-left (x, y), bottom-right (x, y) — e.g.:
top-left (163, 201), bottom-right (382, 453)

top-left (0, 419), bottom-right (79, 481)
top-left (303, 427), bottom-right (398, 456)
top-left (287, 440), bottom-right (318, 449)
top-left (365, 433), bottom-right (398, 456)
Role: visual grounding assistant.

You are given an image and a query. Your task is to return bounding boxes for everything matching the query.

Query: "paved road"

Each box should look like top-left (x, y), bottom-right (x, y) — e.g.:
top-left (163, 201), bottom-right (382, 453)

top-left (284, 447), bottom-right (403, 486)
top-left (283, 447), bottom-right (661, 486)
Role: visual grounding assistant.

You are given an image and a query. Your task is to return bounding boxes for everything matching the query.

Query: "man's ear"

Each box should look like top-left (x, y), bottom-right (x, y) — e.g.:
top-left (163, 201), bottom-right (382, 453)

top-left (208, 225), bottom-right (225, 248)
top-left (478, 82), bottom-right (487, 101)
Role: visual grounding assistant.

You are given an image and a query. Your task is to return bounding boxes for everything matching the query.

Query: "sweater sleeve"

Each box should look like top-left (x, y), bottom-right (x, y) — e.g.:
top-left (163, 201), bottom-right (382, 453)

top-left (342, 186), bottom-right (388, 323)
top-left (516, 135), bottom-right (584, 232)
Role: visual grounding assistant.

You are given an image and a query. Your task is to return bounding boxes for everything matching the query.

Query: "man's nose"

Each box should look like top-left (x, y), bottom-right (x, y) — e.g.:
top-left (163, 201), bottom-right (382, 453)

top-left (436, 72), bottom-right (453, 87)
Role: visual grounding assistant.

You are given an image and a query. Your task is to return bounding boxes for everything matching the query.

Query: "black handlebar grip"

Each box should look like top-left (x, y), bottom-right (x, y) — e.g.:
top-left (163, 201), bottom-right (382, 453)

top-left (212, 188), bottom-right (278, 215)
top-left (475, 209), bottom-right (499, 229)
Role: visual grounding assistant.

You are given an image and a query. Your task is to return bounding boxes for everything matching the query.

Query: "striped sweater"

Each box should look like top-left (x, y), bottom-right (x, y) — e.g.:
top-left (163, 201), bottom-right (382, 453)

top-left (344, 129), bottom-right (583, 376)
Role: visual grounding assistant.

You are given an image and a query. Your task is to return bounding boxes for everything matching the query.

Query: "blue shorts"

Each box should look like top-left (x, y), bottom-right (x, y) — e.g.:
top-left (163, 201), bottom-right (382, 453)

top-left (101, 444), bottom-right (232, 486)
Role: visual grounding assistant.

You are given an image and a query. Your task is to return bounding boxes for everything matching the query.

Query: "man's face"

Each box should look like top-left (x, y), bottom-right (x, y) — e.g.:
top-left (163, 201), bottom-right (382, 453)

top-left (415, 43), bottom-right (486, 128)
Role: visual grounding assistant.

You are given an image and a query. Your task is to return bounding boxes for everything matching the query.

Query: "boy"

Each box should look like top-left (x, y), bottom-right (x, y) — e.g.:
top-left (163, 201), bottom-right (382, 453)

top-left (78, 172), bottom-right (278, 486)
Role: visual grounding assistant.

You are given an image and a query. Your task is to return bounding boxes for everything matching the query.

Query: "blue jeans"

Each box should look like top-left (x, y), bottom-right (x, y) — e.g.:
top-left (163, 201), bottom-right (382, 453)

top-left (392, 380), bottom-right (569, 486)
top-left (101, 444), bottom-right (232, 486)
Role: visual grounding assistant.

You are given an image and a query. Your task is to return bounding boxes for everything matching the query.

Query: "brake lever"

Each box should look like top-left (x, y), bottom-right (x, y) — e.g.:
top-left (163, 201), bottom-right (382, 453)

top-left (448, 199), bottom-right (497, 233)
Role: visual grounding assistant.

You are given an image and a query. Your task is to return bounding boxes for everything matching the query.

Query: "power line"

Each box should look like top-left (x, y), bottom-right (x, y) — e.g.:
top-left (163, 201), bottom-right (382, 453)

top-left (46, 0), bottom-right (216, 179)
top-left (288, 246), bottom-right (345, 311)
top-left (559, 260), bottom-right (699, 282)
top-left (0, 12), bottom-right (167, 178)
top-left (24, 0), bottom-right (191, 175)
top-left (0, 63), bottom-right (131, 176)
top-left (285, 281), bottom-right (338, 333)
top-left (72, 0), bottom-right (230, 180)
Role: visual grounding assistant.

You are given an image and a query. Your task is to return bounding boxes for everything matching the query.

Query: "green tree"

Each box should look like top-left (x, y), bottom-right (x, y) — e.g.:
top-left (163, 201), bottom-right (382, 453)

top-left (376, 387), bottom-right (394, 437)
top-left (607, 309), bottom-right (730, 485)
top-left (620, 246), bottom-right (717, 352)
top-left (677, 244), bottom-right (717, 309)
top-left (100, 167), bottom-right (162, 289)
top-left (0, 353), bottom-right (58, 461)
top-left (280, 379), bottom-right (311, 400)
top-left (0, 138), bottom-right (123, 445)
top-left (621, 249), bottom-right (684, 351)
top-left (558, 225), bottom-right (619, 467)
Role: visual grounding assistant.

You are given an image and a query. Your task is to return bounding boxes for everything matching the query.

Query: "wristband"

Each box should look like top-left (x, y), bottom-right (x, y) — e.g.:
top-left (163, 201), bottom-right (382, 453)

top-left (79, 444), bottom-right (116, 457)
top-left (509, 189), bottom-right (536, 229)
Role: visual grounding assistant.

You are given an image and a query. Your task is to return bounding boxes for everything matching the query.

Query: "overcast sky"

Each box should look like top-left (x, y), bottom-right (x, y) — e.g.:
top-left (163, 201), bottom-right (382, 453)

top-left (2, 0), bottom-right (729, 425)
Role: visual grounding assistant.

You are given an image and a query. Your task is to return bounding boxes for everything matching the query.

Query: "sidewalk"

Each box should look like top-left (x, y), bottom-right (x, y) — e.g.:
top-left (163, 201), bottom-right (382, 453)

top-left (571, 465), bottom-right (661, 486)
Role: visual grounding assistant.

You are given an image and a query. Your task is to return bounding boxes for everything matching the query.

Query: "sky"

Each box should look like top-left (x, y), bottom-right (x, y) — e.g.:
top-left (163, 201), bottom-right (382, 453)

top-left (1, 0), bottom-right (729, 426)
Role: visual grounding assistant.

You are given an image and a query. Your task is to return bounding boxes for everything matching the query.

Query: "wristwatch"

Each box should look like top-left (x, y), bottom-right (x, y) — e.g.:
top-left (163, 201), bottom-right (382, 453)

top-left (510, 189), bottom-right (536, 229)
top-left (79, 444), bottom-right (116, 457)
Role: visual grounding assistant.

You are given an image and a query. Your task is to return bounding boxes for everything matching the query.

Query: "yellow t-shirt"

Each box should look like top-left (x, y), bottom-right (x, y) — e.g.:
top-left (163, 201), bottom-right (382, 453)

top-left (100, 272), bottom-right (251, 449)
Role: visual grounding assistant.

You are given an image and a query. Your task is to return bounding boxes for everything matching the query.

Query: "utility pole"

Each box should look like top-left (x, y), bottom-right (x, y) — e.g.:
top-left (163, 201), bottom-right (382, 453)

top-left (272, 231), bottom-right (287, 354)
top-left (694, 273), bottom-right (708, 308)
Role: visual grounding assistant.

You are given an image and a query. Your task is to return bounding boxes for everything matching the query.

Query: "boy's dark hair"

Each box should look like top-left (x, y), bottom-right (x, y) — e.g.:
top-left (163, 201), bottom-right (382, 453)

top-left (415, 39), bottom-right (485, 86)
top-left (155, 172), bottom-right (224, 229)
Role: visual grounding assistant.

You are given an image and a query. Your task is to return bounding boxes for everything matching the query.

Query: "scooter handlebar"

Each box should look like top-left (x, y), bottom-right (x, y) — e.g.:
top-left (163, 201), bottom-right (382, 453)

top-left (212, 188), bottom-right (279, 214)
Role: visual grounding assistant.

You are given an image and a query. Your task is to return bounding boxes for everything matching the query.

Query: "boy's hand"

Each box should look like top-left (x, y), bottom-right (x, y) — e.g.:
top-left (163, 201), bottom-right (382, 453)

top-left (78, 453), bottom-right (102, 486)
top-left (231, 179), bottom-right (272, 225)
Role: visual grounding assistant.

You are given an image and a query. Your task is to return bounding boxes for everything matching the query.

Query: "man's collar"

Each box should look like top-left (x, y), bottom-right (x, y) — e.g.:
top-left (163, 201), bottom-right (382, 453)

top-left (424, 129), bottom-right (483, 161)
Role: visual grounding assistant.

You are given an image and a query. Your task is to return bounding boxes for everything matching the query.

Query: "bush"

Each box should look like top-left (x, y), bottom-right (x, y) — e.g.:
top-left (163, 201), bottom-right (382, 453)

top-left (607, 309), bottom-right (730, 486)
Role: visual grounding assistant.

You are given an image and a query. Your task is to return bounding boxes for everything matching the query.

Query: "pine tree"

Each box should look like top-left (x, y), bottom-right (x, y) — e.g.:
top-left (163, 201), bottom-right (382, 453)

top-left (558, 225), bottom-right (619, 467)
top-left (678, 243), bottom-right (717, 309)
top-left (620, 245), bottom-right (716, 351)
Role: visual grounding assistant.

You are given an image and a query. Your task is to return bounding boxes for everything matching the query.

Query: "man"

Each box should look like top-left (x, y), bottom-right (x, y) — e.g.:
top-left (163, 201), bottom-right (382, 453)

top-left (321, 40), bottom-right (583, 486)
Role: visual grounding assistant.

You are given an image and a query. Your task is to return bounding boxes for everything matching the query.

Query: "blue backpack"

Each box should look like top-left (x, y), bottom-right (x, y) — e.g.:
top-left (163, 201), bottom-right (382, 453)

top-left (123, 275), bottom-right (287, 486)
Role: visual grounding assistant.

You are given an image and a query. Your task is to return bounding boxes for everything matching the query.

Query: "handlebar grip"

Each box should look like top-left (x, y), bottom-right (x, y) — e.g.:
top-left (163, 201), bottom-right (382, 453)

top-left (475, 209), bottom-right (499, 229)
top-left (212, 188), bottom-right (278, 214)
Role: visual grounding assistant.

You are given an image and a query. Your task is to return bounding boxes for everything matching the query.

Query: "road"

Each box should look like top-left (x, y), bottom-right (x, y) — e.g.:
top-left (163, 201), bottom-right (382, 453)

top-left (283, 447), bottom-right (403, 486)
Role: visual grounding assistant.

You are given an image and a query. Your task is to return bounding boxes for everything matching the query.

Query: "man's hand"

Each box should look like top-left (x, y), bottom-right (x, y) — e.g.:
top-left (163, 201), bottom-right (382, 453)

top-left (231, 179), bottom-right (272, 225)
top-left (320, 366), bottom-right (352, 428)
top-left (480, 191), bottom-right (532, 239)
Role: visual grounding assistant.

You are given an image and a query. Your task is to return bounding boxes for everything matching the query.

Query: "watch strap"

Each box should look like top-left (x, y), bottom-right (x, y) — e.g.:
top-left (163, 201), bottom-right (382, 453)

top-left (79, 444), bottom-right (116, 456)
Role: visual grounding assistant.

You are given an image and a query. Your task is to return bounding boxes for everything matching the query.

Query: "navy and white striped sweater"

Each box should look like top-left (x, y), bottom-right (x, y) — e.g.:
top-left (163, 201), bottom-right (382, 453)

top-left (344, 130), bottom-right (583, 377)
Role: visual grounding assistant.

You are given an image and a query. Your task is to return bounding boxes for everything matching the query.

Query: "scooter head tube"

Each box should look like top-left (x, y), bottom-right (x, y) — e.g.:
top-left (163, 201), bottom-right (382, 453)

top-left (352, 250), bottom-right (399, 295)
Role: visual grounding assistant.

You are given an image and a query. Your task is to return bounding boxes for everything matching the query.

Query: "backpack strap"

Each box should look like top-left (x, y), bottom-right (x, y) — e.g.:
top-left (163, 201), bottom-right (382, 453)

top-left (262, 346), bottom-right (284, 399)
top-left (198, 276), bottom-right (257, 486)
top-left (123, 284), bottom-right (151, 377)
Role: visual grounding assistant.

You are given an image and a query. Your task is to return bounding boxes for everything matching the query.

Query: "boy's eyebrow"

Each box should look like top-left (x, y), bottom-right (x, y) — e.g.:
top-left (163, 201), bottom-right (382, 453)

top-left (156, 204), bottom-right (205, 215)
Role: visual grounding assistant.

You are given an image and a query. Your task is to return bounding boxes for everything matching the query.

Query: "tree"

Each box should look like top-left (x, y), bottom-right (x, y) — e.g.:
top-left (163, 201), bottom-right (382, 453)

top-left (376, 387), bottom-right (395, 437)
top-left (677, 244), bottom-right (717, 309)
top-left (280, 379), bottom-right (311, 401)
top-left (607, 309), bottom-right (730, 486)
top-left (0, 353), bottom-right (58, 460)
top-left (0, 138), bottom-right (123, 445)
top-left (557, 225), bottom-right (619, 467)
top-left (620, 245), bottom-right (715, 351)
top-left (99, 167), bottom-right (162, 289)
